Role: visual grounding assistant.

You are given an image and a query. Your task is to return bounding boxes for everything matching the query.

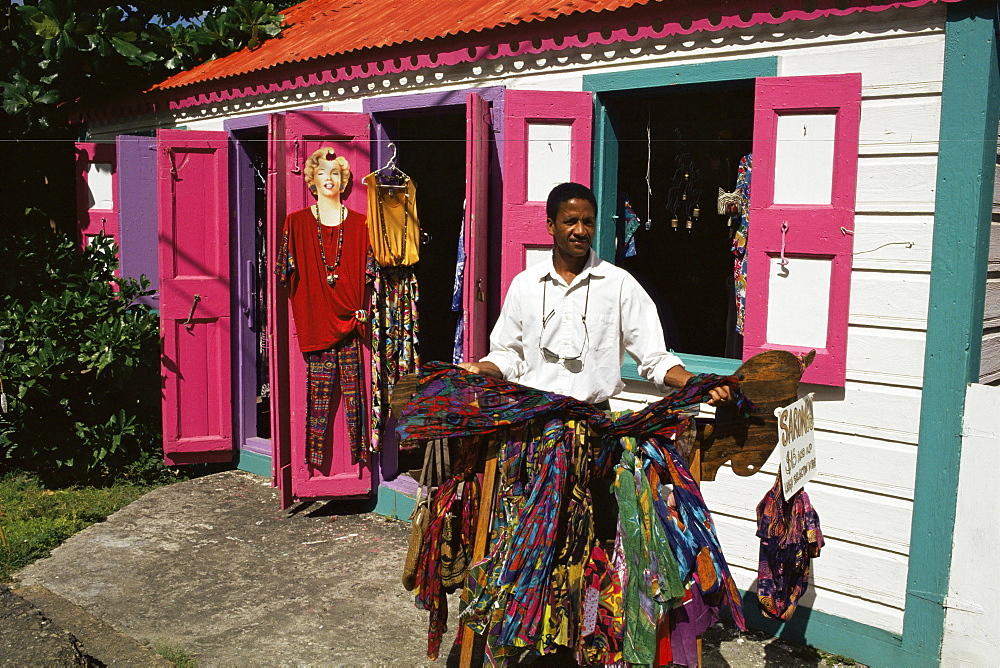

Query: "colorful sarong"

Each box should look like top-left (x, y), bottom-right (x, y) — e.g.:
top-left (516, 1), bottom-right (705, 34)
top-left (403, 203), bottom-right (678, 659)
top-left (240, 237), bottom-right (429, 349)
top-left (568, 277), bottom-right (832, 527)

top-left (370, 264), bottom-right (419, 452)
top-left (756, 475), bottom-right (824, 621)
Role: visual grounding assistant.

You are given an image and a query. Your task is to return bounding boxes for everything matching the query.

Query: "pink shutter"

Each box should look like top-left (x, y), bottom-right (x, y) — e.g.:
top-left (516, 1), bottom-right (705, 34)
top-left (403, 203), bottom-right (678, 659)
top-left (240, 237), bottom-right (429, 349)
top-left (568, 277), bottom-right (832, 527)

top-left (269, 111), bottom-right (373, 504)
top-left (743, 75), bottom-right (861, 386)
top-left (157, 130), bottom-right (233, 464)
top-left (500, 90), bottom-right (593, 294)
top-left (75, 143), bottom-right (119, 251)
top-left (463, 91), bottom-right (491, 362)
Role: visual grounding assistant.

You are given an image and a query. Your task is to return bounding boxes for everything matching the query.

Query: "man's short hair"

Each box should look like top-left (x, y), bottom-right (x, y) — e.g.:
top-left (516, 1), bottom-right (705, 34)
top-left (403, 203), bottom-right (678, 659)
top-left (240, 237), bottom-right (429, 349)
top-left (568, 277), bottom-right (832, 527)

top-left (546, 182), bottom-right (597, 221)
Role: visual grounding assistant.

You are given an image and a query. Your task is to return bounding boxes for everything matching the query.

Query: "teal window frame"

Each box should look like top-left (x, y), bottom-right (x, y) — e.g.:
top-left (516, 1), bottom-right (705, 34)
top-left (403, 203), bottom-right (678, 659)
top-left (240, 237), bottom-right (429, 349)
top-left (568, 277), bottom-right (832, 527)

top-left (583, 57), bottom-right (778, 381)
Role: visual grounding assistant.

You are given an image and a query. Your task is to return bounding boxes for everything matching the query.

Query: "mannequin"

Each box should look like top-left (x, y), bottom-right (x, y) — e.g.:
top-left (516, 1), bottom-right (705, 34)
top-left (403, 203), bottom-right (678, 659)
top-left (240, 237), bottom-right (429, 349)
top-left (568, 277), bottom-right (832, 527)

top-left (275, 147), bottom-right (371, 467)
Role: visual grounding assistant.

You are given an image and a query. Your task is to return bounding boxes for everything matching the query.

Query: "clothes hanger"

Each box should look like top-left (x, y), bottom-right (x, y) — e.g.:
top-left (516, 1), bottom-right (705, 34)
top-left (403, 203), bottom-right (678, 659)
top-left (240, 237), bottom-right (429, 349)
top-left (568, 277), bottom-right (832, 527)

top-left (374, 142), bottom-right (409, 189)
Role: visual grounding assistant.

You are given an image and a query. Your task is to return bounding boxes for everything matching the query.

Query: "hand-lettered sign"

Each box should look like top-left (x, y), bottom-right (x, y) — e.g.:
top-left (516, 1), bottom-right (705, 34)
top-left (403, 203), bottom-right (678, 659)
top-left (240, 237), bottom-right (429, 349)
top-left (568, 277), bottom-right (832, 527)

top-left (775, 393), bottom-right (817, 500)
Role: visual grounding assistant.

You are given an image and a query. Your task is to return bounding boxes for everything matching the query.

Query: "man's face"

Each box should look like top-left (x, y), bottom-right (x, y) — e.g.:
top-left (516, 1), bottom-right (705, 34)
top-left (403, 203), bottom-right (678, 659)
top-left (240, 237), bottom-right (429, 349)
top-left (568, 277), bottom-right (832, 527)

top-left (547, 198), bottom-right (596, 259)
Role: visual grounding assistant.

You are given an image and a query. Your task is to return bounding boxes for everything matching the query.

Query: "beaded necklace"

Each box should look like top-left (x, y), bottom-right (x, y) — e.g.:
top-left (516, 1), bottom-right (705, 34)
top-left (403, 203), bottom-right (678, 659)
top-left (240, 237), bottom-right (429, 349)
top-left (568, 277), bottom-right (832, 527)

top-left (375, 181), bottom-right (409, 266)
top-left (314, 203), bottom-right (346, 286)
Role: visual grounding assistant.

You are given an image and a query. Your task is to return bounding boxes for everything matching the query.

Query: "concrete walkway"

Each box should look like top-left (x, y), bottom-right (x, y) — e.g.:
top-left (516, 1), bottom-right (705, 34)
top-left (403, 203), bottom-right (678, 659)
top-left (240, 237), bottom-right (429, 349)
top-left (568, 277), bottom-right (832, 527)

top-left (11, 470), bottom-right (829, 667)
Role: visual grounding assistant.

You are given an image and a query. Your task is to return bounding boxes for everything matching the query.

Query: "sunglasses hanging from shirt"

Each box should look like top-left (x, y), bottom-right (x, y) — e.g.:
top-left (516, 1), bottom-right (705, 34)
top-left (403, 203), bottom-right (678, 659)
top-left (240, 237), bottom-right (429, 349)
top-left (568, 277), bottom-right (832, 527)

top-left (539, 277), bottom-right (591, 364)
top-left (364, 142), bottom-right (421, 268)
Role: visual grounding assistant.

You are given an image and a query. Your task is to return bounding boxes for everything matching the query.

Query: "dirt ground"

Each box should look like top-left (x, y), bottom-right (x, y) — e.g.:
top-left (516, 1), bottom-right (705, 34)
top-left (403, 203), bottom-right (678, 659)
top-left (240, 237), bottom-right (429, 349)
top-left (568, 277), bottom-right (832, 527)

top-left (3, 470), bottom-right (831, 667)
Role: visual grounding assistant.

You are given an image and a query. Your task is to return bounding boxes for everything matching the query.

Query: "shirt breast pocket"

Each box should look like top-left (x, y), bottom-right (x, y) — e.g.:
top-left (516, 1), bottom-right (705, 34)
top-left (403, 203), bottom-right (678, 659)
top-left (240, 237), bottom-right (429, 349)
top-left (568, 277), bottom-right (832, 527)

top-left (588, 313), bottom-right (618, 352)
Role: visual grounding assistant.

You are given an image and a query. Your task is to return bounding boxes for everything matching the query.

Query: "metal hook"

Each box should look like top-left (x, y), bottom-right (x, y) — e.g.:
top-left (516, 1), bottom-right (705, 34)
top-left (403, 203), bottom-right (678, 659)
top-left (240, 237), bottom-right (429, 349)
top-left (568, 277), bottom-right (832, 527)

top-left (778, 221), bottom-right (790, 277)
top-left (182, 294), bottom-right (202, 331)
top-left (290, 140), bottom-right (301, 174)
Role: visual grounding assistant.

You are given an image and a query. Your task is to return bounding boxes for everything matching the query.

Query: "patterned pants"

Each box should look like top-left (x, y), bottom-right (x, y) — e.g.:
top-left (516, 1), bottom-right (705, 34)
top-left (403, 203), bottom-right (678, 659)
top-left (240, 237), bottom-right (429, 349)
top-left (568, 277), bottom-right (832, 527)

top-left (305, 334), bottom-right (365, 467)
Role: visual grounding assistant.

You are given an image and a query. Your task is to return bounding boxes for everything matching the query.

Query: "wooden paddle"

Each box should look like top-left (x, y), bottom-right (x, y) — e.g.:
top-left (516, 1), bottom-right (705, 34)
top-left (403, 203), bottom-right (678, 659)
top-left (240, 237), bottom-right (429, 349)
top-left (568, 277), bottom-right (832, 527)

top-left (694, 349), bottom-right (815, 481)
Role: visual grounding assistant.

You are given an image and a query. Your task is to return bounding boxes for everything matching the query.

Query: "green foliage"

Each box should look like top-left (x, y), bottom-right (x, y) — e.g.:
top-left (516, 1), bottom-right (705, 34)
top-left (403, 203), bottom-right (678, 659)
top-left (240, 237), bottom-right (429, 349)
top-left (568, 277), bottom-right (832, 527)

top-left (0, 471), bottom-right (150, 581)
top-left (0, 228), bottom-right (163, 485)
top-left (0, 0), bottom-right (291, 134)
top-left (154, 643), bottom-right (199, 667)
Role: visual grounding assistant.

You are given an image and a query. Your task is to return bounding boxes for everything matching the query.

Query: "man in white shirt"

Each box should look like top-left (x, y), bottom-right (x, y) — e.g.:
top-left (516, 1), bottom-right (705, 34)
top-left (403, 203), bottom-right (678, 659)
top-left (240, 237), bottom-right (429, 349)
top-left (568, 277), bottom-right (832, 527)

top-left (460, 182), bottom-right (731, 407)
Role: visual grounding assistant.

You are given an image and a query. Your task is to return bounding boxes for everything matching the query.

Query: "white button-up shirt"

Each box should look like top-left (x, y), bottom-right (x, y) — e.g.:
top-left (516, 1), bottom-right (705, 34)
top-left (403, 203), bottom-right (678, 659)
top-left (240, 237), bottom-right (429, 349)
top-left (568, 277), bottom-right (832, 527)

top-left (481, 250), bottom-right (684, 404)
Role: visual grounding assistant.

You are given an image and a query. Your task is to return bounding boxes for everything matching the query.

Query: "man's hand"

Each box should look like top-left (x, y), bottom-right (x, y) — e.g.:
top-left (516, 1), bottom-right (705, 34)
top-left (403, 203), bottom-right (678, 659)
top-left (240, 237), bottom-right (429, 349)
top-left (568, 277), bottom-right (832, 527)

top-left (663, 364), bottom-right (733, 406)
top-left (457, 361), bottom-right (503, 379)
top-left (705, 384), bottom-right (733, 406)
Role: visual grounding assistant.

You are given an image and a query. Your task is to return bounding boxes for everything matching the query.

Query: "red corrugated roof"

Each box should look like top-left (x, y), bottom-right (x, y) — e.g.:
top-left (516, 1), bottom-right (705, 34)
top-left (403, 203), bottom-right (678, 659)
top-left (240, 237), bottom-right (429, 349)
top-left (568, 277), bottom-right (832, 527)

top-left (154, 0), bottom-right (656, 90)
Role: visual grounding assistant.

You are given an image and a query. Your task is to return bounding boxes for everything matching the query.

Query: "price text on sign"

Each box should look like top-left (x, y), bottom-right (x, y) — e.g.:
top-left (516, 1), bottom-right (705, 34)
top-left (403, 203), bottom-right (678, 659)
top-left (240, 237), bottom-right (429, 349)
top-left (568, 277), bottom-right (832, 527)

top-left (775, 393), bottom-right (817, 500)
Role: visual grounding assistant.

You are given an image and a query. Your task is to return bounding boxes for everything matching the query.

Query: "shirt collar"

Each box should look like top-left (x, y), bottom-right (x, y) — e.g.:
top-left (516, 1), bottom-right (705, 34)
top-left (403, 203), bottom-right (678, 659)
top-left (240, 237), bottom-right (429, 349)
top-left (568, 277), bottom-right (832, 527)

top-left (544, 249), bottom-right (605, 286)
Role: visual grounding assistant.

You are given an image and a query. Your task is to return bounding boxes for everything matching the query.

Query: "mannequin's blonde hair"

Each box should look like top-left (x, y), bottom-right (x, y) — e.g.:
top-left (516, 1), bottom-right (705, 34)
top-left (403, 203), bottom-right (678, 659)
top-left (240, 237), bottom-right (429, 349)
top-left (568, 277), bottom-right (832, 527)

top-left (304, 147), bottom-right (351, 195)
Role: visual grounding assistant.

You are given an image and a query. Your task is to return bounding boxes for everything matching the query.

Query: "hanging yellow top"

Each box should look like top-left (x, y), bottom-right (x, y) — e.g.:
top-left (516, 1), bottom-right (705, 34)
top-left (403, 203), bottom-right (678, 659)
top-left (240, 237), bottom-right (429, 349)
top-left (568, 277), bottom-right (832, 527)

top-left (364, 172), bottom-right (420, 267)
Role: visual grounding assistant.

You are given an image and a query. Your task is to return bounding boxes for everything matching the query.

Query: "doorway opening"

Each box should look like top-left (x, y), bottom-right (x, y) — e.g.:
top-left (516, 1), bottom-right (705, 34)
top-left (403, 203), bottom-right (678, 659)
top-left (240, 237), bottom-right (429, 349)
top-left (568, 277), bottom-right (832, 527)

top-left (606, 80), bottom-right (755, 359)
top-left (380, 110), bottom-right (468, 364)
top-left (232, 128), bottom-right (272, 455)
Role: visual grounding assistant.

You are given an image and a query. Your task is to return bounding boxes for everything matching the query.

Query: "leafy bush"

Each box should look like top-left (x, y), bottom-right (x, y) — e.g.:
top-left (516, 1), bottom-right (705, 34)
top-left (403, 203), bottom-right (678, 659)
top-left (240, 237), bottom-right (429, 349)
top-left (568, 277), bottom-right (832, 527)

top-left (0, 227), bottom-right (162, 485)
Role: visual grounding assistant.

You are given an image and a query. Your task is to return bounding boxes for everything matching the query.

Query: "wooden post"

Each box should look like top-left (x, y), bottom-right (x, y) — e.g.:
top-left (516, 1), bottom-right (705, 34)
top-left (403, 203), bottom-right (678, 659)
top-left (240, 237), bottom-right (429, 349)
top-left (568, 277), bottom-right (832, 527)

top-left (459, 441), bottom-right (498, 668)
top-left (691, 426), bottom-right (704, 668)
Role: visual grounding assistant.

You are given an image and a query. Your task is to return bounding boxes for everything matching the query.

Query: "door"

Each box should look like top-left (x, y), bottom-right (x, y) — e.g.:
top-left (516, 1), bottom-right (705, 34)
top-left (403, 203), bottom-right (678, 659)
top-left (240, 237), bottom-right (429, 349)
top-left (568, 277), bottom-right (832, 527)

top-left (157, 130), bottom-right (233, 464)
top-left (269, 111), bottom-right (373, 506)
top-left (463, 91), bottom-right (492, 362)
top-left (499, 90), bottom-right (593, 294)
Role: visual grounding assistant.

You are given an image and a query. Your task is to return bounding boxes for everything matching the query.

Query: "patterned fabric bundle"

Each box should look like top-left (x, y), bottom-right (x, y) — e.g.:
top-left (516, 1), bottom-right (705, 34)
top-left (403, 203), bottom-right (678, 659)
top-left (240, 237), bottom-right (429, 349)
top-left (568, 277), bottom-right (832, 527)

top-left (395, 364), bottom-right (605, 448)
top-left (395, 363), bottom-right (751, 450)
top-left (756, 475), bottom-right (824, 621)
top-left (614, 445), bottom-right (685, 664)
top-left (396, 363), bottom-right (752, 662)
top-left (460, 420), bottom-right (617, 664)
top-left (411, 440), bottom-right (480, 660)
top-left (614, 435), bottom-right (747, 665)
top-left (369, 265), bottom-right (419, 453)
top-left (578, 544), bottom-right (624, 664)
top-left (731, 153), bottom-right (752, 334)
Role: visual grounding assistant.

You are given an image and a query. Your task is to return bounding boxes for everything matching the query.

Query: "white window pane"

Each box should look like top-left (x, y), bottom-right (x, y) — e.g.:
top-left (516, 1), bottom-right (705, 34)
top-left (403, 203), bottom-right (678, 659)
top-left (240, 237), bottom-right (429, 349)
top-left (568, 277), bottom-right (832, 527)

top-left (87, 162), bottom-right (114, 210)
top-left (773, 114), bottom-right (836, 205)
top-left (527, 123), bottom-right (572, 202)
top-left (525, 245), bottom-right (552, 268)
top-left (766, 256), bottom-right (831, 349)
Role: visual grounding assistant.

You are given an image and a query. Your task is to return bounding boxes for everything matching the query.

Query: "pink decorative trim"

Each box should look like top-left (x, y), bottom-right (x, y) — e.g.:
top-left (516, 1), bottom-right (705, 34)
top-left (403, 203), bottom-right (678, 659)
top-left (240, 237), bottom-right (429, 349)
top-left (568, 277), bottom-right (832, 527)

top-left (75, 0), bottom-right (954, 122)
top-left (743, 74), bottom-right (861, 387)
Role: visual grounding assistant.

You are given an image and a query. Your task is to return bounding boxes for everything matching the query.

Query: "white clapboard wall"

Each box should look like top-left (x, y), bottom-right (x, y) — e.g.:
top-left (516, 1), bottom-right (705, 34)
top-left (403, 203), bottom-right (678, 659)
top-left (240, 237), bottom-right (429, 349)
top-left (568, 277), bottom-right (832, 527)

top-left (982, 125), bottom-right (1000, 384)
top-left (606, 5), bottom-right (947, 635)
